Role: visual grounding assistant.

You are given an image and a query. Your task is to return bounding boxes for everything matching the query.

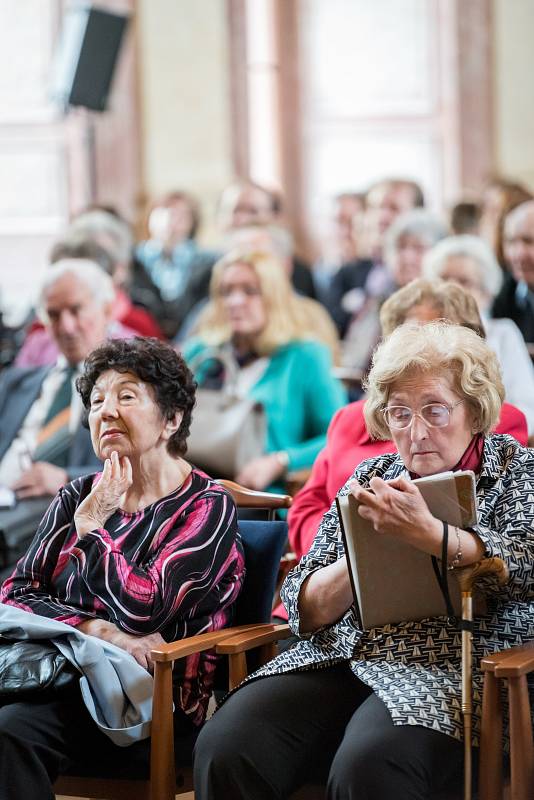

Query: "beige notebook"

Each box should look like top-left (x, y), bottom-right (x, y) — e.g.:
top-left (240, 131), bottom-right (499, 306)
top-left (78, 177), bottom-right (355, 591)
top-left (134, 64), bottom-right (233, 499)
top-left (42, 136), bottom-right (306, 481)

top-left (336, 470), bottom-right (477, 630)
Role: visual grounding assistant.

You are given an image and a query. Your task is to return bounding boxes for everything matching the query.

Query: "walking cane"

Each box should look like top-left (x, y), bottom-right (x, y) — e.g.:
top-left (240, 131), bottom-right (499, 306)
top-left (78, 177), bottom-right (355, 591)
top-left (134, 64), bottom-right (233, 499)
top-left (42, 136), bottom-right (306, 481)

top-left (455, 557), bottom-right (508, 800)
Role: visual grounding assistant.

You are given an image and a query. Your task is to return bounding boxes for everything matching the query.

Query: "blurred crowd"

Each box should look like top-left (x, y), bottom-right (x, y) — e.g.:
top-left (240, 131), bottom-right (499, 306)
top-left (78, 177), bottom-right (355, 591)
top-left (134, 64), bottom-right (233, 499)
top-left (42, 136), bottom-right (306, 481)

top-left (1, 172), bottom-right (534, 502)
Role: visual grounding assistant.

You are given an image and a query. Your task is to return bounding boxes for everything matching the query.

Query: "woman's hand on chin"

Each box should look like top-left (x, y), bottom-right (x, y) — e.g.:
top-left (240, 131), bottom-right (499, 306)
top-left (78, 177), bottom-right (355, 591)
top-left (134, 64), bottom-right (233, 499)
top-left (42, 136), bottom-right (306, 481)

top-left (74, 450), bottom-right (133, 537)
top-left (76, 618), bottom-right (165, 673)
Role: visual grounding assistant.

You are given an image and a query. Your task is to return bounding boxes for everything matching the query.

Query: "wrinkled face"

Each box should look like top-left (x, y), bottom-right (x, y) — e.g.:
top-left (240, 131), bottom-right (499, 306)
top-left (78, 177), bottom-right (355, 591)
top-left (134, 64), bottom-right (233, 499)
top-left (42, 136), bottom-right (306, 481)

top-left (438, 255), bottom-right (488, 309)
top-left (504, 207), bottom-right (534, 289)
top-left (44, 273), bottom-right (111, 366)
top-left (386, 372), bottom-right (474, 476)
top-left (88, 370), bottom-right (174, 461)
top-left (390, 233), bottom-right (432, 286)
top-left (218, 263), bottom-right (267, 339)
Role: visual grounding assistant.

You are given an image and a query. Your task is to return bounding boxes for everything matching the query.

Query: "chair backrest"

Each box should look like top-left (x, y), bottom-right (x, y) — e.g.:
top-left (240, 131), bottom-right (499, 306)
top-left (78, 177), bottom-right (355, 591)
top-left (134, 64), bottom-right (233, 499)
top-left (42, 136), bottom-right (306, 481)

top-left (236, 519), bottom-right (288, 625)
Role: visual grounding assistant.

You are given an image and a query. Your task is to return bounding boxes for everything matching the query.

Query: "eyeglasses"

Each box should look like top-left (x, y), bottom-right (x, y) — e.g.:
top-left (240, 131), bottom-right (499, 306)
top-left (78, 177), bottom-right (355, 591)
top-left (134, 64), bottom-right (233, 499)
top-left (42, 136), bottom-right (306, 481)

top-left (383, 401), bottom-right (464, 430)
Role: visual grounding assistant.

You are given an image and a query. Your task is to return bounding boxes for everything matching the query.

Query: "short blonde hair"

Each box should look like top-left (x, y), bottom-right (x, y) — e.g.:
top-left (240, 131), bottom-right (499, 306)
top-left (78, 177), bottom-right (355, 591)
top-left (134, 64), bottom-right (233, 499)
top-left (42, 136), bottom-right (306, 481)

top-left (379, 279), bottom-right (485, 338)
top-left (194, 250), bottom-right (325, 356)
top-left (364, 320), bottom-right (504, 439)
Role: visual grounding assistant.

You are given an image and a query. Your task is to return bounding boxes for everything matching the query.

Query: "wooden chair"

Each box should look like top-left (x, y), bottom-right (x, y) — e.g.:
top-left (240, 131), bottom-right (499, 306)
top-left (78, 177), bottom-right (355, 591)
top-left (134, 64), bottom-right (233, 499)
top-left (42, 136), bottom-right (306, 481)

top-left (214, 557), bottom-right (512, 800)
top-left (55, 481), bottom-right (292, 800)
top-left (478, 642), bottom-right (534, 800)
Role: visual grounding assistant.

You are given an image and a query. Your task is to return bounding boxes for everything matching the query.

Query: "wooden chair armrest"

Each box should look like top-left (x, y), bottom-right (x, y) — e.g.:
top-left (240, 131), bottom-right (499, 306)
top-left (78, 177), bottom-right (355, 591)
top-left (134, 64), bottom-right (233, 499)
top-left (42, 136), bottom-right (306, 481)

top-left (493, 642), bottom-right (534, 677)
top-left (454, 556), bottom-right (508, 593)
top-left (216, 623), bottom-right (292, 655)
top-left (216, 479), bottom-right (292, 510)
top-left (150, 624), bottom-right (275, 663)
top-left (481, 641), bottom-right (534, 672)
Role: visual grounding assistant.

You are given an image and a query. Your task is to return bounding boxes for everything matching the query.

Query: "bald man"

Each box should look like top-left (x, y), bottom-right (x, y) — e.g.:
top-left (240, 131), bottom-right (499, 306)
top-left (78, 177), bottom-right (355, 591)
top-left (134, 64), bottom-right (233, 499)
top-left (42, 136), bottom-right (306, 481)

top-left (492, 200), bottom-right (534, 344)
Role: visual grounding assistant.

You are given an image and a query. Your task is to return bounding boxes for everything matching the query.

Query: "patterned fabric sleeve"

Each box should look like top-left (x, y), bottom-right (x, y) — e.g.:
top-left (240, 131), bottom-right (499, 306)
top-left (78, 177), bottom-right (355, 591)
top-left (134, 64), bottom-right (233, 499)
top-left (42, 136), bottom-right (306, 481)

top-left (0, 480), bottom-right (96, 626)
top-left (68, 488), bottom-right (241, 634)
top-left (473, 445), bottom-right (534, 602)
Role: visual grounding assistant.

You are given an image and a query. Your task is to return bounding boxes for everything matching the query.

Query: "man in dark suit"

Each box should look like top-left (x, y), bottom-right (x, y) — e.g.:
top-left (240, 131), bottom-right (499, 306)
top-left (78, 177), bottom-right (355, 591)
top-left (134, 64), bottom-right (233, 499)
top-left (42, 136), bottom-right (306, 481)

top-left (492, 200), bottom-right (534, 344)
top-left (0, 259), bottom-right (114, 565)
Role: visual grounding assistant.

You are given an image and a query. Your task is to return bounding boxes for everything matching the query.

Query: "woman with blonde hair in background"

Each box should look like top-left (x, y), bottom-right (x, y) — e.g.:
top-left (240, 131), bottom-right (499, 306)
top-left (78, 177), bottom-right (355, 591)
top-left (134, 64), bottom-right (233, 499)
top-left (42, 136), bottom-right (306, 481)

top-left (183, 250), bottom-right (347, 491)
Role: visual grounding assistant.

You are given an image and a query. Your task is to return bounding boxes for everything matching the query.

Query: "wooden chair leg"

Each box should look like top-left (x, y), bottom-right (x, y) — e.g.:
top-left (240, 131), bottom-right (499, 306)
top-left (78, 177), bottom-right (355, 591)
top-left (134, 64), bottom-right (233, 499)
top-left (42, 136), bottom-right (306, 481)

top-left (150, 660), bottom-right (176, 800)
top-left (228, 651), bottom-right (248, 690)
top-left (478, 670), bottom-right (504, 800)
top-left (508, 675), bottom-right (534, 800)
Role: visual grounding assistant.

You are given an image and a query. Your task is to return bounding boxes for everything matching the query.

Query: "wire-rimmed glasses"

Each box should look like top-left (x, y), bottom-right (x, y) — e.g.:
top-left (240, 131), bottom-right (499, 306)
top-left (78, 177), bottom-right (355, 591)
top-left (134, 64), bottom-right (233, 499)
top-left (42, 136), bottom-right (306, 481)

top-left (383, 400), bottom-right (464, 430)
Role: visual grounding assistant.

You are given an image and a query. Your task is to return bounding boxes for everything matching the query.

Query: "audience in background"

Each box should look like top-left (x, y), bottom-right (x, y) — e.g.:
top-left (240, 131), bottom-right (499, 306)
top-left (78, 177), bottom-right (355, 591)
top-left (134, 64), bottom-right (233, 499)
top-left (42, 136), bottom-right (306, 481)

top-left (133, 191), bottom-right (215, 338)
top-left (0, 260), bottom-right (112, 518)
top-left (449, 200), bottom-right (481, 235)
top-left (285, 279), bottom-right (528, 576)
top-left (312, 192), bottom-right (366, 303)
top-left (16, 238), bottom-right (162, 369)
top-left (479, 176), bottom-right (532, 257)
top-left (183, 250), bottom-right (346, 491)
top-left (492, 200), bottom-right (534, 345)
top-left (423, 234), bottom-right (534, 435)
top-left (340, 208), bottom-right (447, 372)
top-left (221, 224), bottom-right (341, 363)
top-left (326, 177), bottom-right (424, 336)
top-left (217, 180), bottom-right (316, 299)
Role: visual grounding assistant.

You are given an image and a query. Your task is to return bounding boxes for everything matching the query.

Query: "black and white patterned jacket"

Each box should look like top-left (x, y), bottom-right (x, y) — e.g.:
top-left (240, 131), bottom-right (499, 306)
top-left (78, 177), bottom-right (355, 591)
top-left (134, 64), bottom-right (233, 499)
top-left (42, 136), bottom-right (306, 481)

top-left (252, 434), bottom-right (534, 744)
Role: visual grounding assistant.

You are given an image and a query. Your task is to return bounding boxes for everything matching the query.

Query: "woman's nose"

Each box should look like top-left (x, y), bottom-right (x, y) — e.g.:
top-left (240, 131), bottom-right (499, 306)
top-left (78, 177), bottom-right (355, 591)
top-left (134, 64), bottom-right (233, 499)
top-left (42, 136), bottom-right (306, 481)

top-left (410, 413), bottom-right (428, 440)
top-left (99, 395), bottom-right (119, 417)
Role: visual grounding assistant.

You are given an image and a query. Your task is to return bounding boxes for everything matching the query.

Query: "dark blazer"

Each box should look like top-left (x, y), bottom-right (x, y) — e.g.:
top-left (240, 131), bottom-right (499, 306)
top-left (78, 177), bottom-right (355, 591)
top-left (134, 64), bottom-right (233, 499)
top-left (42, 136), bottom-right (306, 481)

top-left (0, 365), bottom-right (101, 480)
top-left (492, 273), bottom-right (534, 344)
top-left (325, 258), bottom-right (375, 336)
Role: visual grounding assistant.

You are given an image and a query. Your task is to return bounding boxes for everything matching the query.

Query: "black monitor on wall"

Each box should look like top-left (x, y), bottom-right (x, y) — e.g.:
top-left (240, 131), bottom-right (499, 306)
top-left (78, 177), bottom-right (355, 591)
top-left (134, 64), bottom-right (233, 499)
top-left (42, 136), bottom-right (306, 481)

top-left (51, 5), bottom-right (129, 112)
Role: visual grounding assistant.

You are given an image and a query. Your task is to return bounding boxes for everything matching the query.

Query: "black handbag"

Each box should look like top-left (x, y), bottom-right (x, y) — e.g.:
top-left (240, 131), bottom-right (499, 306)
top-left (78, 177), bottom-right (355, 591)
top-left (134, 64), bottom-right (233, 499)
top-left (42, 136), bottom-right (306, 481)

top-left (0, 637), bottom-right (79, 696)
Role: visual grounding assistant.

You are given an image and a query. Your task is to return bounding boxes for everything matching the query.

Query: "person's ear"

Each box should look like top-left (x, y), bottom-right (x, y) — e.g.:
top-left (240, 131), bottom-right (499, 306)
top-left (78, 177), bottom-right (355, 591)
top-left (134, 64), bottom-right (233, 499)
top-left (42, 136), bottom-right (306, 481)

top-left (162, 411), bottom-right (183, 441)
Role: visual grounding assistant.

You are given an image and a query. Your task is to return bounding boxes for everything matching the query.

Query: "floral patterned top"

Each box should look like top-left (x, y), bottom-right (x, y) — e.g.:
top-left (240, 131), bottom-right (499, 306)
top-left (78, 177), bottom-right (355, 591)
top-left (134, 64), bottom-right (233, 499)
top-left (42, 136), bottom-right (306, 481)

top-left (1, 469), bottom-right (245, 726)
top-left (248, 434), bottom-right (534, 745)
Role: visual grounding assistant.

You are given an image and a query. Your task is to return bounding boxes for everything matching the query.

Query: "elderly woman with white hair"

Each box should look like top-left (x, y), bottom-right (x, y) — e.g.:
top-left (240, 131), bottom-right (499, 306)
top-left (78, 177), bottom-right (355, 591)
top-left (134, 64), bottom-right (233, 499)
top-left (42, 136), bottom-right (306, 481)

top-left (194, 320), bottom-right (534, 800)
top-left (423, 234), bottom-right (534, 436)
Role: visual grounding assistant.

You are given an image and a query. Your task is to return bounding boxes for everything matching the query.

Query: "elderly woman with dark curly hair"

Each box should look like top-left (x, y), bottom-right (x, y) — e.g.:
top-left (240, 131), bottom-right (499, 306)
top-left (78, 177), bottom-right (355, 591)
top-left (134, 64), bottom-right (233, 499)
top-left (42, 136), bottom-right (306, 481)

top-left (0, 337), bottom-right (244, 800)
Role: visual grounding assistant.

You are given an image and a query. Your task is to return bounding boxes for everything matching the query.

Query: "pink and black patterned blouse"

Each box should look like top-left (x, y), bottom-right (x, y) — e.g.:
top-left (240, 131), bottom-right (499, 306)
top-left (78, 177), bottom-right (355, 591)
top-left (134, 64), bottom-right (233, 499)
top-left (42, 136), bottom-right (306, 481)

top-left (0, 468), bottom-right (245, 726)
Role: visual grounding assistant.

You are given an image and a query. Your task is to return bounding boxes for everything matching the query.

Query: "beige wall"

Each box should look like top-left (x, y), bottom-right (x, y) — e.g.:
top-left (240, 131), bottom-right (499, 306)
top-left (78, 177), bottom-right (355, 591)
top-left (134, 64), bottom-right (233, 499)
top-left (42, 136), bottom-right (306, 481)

top-left (493, 0), bottom-right (534, 188)
top-left (136, 0), bottom-right (233, 241)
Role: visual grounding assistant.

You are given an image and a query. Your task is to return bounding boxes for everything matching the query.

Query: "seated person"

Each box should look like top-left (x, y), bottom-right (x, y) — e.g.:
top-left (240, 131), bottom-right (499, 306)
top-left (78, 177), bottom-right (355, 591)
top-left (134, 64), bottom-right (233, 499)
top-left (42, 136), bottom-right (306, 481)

top-left (0, 261), bottom-right (120, 519)
top-left (340, 208), bottom-right (448, 374)
top-left (133, 191), bottom-right (215, 338)
top-left (183, 249), bottom-right (347, 491)
top-left (217, 180), bottom-right (316, 299)
top-left (0, 337), bottom-right (244, 799)
top-left (326, 177), bottom-right (425, 336)
top-left (15, 238), bottom-right (162, 369)
top-left (286, 279), bottom-right (528, 571)
top-left (492, 200), bottom-right (534, 345)
top-left (194, 320), bottom-right (534, 800)
top-left (423, 234), bottom-right (534, 436)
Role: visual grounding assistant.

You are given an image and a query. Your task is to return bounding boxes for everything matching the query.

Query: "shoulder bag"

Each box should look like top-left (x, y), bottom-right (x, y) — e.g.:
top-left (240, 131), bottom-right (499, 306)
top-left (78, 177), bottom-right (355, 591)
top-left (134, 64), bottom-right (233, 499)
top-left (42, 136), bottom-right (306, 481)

top-left (187, 348), bottom-right (267, 479)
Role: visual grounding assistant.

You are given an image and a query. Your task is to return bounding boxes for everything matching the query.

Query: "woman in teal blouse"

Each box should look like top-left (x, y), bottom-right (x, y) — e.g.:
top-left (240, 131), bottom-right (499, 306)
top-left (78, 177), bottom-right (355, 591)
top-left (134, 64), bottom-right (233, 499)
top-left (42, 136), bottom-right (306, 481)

top-left (183, 250), bottom-right (347, 490)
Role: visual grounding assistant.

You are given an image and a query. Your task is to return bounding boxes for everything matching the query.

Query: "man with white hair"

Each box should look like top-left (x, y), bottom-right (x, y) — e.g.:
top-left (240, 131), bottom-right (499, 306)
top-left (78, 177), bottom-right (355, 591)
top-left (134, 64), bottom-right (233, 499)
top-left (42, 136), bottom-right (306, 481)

top-left (0, 261), bottom-right (114, 562)
top-left (492, 199), bottom-right (534, 344)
